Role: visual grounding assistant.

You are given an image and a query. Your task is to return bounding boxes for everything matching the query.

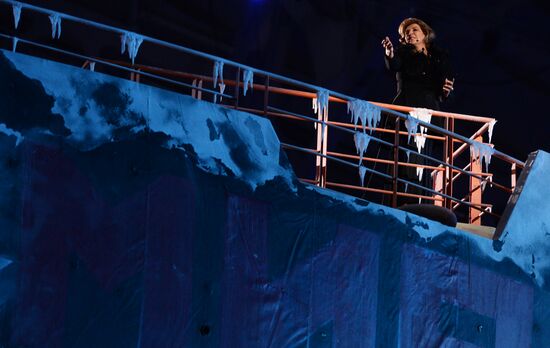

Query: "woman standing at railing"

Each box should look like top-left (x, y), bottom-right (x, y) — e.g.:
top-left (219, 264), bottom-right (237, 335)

top-left (380, 18), bottom-right (455, 205)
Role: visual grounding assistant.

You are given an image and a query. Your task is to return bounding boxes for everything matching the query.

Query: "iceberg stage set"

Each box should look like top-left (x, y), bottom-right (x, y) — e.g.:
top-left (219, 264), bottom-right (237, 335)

top-left (1, 1), bottom-right (550, 347)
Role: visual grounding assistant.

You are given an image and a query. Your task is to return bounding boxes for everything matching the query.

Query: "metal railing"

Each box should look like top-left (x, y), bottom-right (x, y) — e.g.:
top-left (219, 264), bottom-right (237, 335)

top-left (0, 0), bottom-right (525, 228)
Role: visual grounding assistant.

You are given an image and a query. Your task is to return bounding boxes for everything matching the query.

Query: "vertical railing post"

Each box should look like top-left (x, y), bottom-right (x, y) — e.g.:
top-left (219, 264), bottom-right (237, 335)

top-left (469, 134), bottom-right (483, 225)
top-left (234, 67), bottom-right (240, 109)
top-left (392, 118), bottom-right (400, 208)
top-left (446, 117), bottom-right (455, 209)
top-left (320, 105), bottom-right (328, 188)
top-left (263, 75), bottom-right (270, 117)
top-left (511, 163), bottom-right (517, 191)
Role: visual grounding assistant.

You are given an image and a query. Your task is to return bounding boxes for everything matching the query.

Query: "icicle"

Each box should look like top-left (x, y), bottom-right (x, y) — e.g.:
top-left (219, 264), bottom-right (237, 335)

top-left (482, 176), bottom-right (493, 191)
top-left (404, 182), bottom-right (409, 192)
top-left (313, 89), bottom-right (329, 119)
top-left (218, 83), bottom-right (226, 102)
top-left (488, 119), bottom-right (497, 144)
top-left (354, 132), bottom-right (371, 164)
top-left (404, 115), bottom-right (419, 143)
top-left (13, 3), bottom-right (22, 29)
top-left (346, 99), bottom-right (381, 133)
top-left (242, 69), bottom-right (254, 96)
top-left (120, 32), bottom-right (143, 64)
top-left (12, 37), bottom-right (18, 52)
top-left (359, 165), bottom-right (367, 186)
top-left (414, 134), bottom-right (427, 153)
top-left (49, 13), bottom-right (62, 39)
top-left (405, 149), bottom-right (411, 162)
top-left (416, 167), bottom-right (424, 181)
top-left (212, 61), bottom-right (224, 88)
top-left (408, 108), bottom-right (432, 152)
top-left (89, 62), bottom-right (96, 72)
top-left (470, 141), bottom-right (495, 172)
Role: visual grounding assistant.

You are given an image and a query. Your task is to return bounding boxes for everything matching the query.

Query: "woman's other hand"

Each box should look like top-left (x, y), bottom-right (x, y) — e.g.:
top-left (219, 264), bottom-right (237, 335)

top-left (443, 78), bottom-right (454, 97)
top-left (382, 36), bottom-right (394, 58)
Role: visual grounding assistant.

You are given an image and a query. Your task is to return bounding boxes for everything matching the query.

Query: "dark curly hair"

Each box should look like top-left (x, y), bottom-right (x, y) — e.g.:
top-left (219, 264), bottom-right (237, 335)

top-left (398, 18), bottom-right (436, 46)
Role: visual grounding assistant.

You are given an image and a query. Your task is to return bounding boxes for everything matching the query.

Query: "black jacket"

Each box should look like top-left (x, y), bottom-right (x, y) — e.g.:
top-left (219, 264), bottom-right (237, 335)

top-left (384, 43), bottom-right (453, 112)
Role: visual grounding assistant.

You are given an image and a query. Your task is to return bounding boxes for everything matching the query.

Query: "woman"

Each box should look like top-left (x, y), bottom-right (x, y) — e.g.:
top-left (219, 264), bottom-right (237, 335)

top-left (380, 18), bottom-right (454, 205)
top-left (382, 18), bottom-right (454, 112)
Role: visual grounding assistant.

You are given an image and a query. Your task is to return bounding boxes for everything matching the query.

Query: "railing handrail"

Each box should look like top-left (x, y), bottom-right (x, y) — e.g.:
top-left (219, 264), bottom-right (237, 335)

top-left (0, 0), bottom-right (525, 169)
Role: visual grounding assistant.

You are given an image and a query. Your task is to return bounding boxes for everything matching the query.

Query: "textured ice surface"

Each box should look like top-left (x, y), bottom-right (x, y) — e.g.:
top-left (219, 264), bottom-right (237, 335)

top-left (3, 50), bottom-right (294, 191)
top-left (242, 69), bottom-right (253, 96)
top-left (48, 13), bottom-right (61, 39)
top-left (347, 99), bottom-right (381, 133)
top-left (120, 32), bottom-right (143, 64)
top-left (12, 3), bottom-right (22, 29)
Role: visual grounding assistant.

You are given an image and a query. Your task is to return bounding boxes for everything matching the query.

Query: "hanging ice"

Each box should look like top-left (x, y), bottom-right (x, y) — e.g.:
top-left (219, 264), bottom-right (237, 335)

top-left (359, 165), bottom-right (367, 186)
top-left (354, 131), bottom-right (371, 164)
top-left (213, 61), bottom-right (224, 88)
top-left (481, 176), bottom-right (493, 192)
top-left (49, 13), bottom-right (62, 39)
top-left (407, 108), bottom-right (432, 152)
top-left (488, 119), bottom-right (497, 144)
top-left (89, 62), bottom-right (96, 72)
top-left (12, 3), bottom-right (22, 29)
top-left (404, 115), bottom-right (419, 143)
top-left (470, 140), bottom-right (495, 172)
top-left (242, 69), bottom-right (254, 96)
top-left (405, 149), bottom-right (411, 162)
top-left (321, 122), bottom-right (326, 144)
top-left (120, 32), bottom-right (143, 64)
top-left (12, 37), bottom-right (18, 52)
top-left (313, 89), bottom-right (329, 118)
top-left (347, 99), bottom-right (381, 133)
top-left (416, 166), bottom-right (424, 181)
top-left (218, 82), bottom-right (226, 102)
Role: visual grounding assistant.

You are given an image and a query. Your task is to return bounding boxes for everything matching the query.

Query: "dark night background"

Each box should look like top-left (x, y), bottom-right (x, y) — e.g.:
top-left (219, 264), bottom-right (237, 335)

top-left (2, 0), bottom-right (549, 161)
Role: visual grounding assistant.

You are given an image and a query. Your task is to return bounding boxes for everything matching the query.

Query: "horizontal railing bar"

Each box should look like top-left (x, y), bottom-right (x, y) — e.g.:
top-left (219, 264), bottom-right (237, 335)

top-left (326, 151), bottom-right (445, 171)
top-left (327, 120), bottom-right (446, 141)
top-left (271, 106), bottom-right (500, 185)
top-left (282, 142), bottom-right (500, 217)
top-left (325, 181), bottom-right (444, 202)
top-left (281, 142), bottom-right (393, 180)
top-left (0, 34), bottom-right (232, 99)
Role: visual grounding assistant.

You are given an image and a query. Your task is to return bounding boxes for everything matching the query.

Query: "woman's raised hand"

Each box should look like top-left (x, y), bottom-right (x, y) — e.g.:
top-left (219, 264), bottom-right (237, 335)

top-left (443, 78), bottom-right (454, 97)
top-left (381, 36), bottom-right (394, 58)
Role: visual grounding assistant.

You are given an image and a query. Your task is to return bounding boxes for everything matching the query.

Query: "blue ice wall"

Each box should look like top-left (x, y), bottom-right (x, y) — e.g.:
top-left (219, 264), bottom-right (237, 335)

top-left (1, 50), bottom-right (549, 347)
